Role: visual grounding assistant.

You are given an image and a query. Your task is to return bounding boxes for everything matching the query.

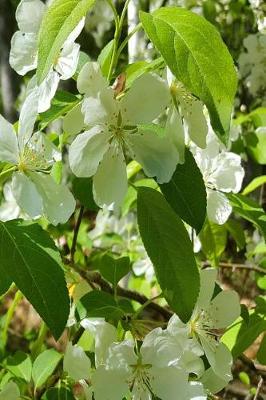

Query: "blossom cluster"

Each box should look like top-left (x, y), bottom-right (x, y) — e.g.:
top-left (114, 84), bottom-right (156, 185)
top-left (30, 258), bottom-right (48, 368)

top-left (63, 269), bottom-right (240, 400)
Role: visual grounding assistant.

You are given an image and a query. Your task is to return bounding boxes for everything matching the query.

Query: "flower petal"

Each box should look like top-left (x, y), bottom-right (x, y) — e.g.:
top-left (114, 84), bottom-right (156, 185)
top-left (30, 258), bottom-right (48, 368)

top-left (179, 97), bottom-right (208, 148)
top-left (151, 366), bottom-right (189, 400)
top-left (127, 130), bottom-right (178, 184)
top-left (18, 90), bottom-right (39, 150)
top-left (56, 42), bottom-right (80, 80)
top-left (0, 183), bottom-right (20, 222)
top-left (93, 145), bottom-right (128, 210)
top-left (211, 152), bottom-right (244, 193)
top-left (9, 31), bottom-right (37, 75)
top-left (11, 172), bottom-right (42, 219)
top-left (28, 172), bottom-right (76, 225)
top-left (200, 337), bottom-right (232, 381)
top-left (36, 71), bottom-right (60, 113)
top-left (188, 382), bottom-right (207, 400)
top-left (92, 365), bottom-right (130, 400)
top-left (207, 290), bottom-right (240, 329)
top-left (77, 62), bottom-right (109, 96)
top-left (81, 88), bottom-right (117, 126)
top-left (16, 0), bottom-right (46, 33)
top-left (201, 367), bottom-right (230, 394)
top-left (207, 190), bottom-right (232, 225)
top-left (196, 268), bottom-right (217, 311)
top-left (121, 73), bottom-right (170, 124)
top-left (165, 106), bottom-right (185, 163)
top-left (69, 126), bottom-right (110, 177)
top-left (65, 18), bottom-right (85, 44)
top-left (0, 115), bottom-right (19, 164)
top-left (63, 342), bottom-right (91, 381)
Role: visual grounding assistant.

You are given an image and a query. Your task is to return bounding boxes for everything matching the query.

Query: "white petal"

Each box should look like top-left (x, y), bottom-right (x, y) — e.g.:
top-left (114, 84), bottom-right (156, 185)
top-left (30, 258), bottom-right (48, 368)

top-left (200, 337), bottom-right (232, 380)
top-left (81, 318), bottom-right (117, 366)
top-left (77, 62), bottom-right (109, 96)
top-left (65, 18), bottom-right (85, 44)
top-left (28, 132), bottom-right (61, 164)
top-left (63, 342), bottom-right (91, 381)
top-left (127, 130), bottom-right (179, 184)
top-left (180, 97), bottom-right (208, 148)
top-left (56, 42), bottom-right (80, 80)
top-left (36, 70), bottom-right (60, 113)
top-left (9, 31), bottom-right (37, 75)
top-left (18, 90), bottom-right (39, 150)
top-left (211, 152), bottom-right (244, 193)
top-left (106, 340), bottom-right (137, 369)
top-left (207, 290), bottom-right (240, 329)
top-left (201, 367), bottom-right (230, 394)
top-left (0, 186), bottom-right (20, 221)
top-left (0, 381), bottom-right (20, 400)
top-left (0, 115), bottom-right (19, 164)
top-left (121, 73), bottom-right (170, 124)
top-left (28, 172), bottom-right (76, 225)
top-left (63, 103), bottom-right (85, 135)
top-left (196, 268), bottom-right (217, 311)
top-left (207, 190), bottom-right (232, 225)
top-left (165, 106), bottom-right (185, 163)
top-left (81, 88), bottom-right (117, 126)
top-left (188, 382), bottom-right (207, 400)
top-left (92, 365), bottom-right (130, 400)
top-left (69, 126), bottom-right (110, 177)
top-left (11, 172), bottom-right (42, 218)
top-left (93, 145), bottom-right (128, 210)
top-left (151, 367), bottom-right (189, 400)
top-left (16, 0), bottom-right (46, 33)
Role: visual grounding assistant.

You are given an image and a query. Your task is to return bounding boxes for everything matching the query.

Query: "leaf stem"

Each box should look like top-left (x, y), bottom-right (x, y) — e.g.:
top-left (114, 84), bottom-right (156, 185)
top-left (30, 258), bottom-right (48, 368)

top-left (70, 206), bottom-right (85, 263)
top-left (0, 165), bottom-right (16, 181)
top-left (1, 289), bottom-right (23, 350)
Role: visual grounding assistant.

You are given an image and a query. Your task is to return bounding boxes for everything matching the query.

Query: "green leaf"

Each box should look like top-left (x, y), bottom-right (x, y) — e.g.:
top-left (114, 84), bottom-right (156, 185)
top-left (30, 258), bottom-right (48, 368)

top-left (72, 177), bottom-right (98, 211)
top-left (140, 7), bottom-right (237, 142)
top-left (6, 352), bottom-right (32, 383)
top-left (0, 274), bottom-right (12, 297)
top-left (242, 176), bottom-right (266, 196)
top-left (137, 187), bottom-right (200, 322)
top-left (97, 255), bottom-right (131, 286)
top-left (246, 130), bottom-right (266, 164)
top-left (159, 149), bottom-right (206, 233)
top-left (257, 334), bottom-right (266, 365)
top-left (42, 387), bottom-right (75, 400)
top-left (98, 40), bottom-right (114, 78)
top-left (37, 0), bottom-right (95, 83)
top-left (225, 220), bottom-right (246, 250)
top-left (228, 194), bottom-right (266, 239)
top-left (199, 220), bottom-right (227, 266)
top-left (32, 349), bottom-right (62, 389)
top-left (0, 220), bottom-right (70, 339)
top-left (80, 291), bottom-right (124, 320)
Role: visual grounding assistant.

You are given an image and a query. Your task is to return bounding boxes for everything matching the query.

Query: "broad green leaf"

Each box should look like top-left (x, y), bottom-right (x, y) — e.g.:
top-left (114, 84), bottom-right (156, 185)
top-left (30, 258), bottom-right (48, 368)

top-left (140, 7), bottom-right (237, 142)
top-left (32, 349), bottom-right (62, 389)
top-left (72, 177), bottom-right (98, 211)
top-left (6, 352), bottom-right (32, 383)
top-left (159, 149), bottom-right (206, 233)
top-left (0, 220), bottom-right (70, 339)
top-left (97, 255), bottom-right (131, 286)
top-left (246, 130), bottom-right (266, 164)
top-left (0, 274), bottom-right (12, 297)
top-left (0, 382), bottom-right (20, 400)
top-left (242, 176), bottom-right (266, 195)
top-left (257, 334), bottom-right (266, 365)
top-left (235, 107), bottom-right (266, 127)
top-left (199, 220), bottom-right (227, 266)
top-left (228, 194), bottom-right (266, 239)
top-left (98, 40), bottom-right (114, 78)
top-left (137, 187), bottom-right (200, 322)
top-left (80, 291), bottom-right (124, 320)
top-left (42, 387), bottom-right (75, 400)
top-left (225, 220), bottom-right (246, 250)
top-left (37, 0), bottom-right (95, 83)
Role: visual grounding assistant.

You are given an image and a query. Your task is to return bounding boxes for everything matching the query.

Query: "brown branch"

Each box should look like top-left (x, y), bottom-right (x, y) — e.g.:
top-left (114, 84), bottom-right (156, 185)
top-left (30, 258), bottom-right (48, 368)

top-left (203, 261), bottom-right (266, 275)
top-left (254, 377), bottom-right (263, 400)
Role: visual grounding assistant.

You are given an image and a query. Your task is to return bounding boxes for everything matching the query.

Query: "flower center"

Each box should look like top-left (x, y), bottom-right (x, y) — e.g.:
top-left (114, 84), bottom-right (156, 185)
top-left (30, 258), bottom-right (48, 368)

top-left (18, 146), bottom-right (50, 173)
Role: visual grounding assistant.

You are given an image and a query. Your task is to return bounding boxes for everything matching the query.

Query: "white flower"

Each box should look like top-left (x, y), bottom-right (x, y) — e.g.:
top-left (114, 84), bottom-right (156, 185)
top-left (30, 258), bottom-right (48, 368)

top-left (0, 381), bottom-right (20, 400)
top-left (9, 0), bottom-right (84, 112)
top-left (165, 69), bottom-right (208, 155)
top-left (69, 62), bottom-right (179, 210)
top-left (0, 91), bottom-right (75, 225)
top-left (92, 331), bottom-right (206, 400)
top-left (0, 182), bottom-right (21, 221)
top-left (192, 130), bottom-right (244, 225)
top-left (170, 268), bottom-right (240, 390)
top-left (64, 342), bottom-right (91, 381)
top-left (85, 0), bottom-right (114, 46)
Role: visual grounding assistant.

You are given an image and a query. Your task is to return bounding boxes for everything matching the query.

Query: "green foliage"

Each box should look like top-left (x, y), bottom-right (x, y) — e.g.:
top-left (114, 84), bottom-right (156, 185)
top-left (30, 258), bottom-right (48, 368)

top-left (96, 255), bottom-right (131, 286)
top-left (72, 177), bottom-right (98, 211)
top-left (32, 349), bottom-right (62, 389)
top-left (199, 220), bottom-right (227, 266)
top-left (5, 352), bottom-right (32, 383)
top-left (137, 187), bottom-right (200, 322)
top-left (0, 220), bottom-right (70, 339)
top-left (37, 0), bottom-right (95, 83)
top-left (42, 387), bottom-right (75, 400)
top-left (80, 291), bottom-right (124, 320)
top-left (159, 149), bottom-right (206, 233)
top-left (140, 7), bottom-right (237, 143)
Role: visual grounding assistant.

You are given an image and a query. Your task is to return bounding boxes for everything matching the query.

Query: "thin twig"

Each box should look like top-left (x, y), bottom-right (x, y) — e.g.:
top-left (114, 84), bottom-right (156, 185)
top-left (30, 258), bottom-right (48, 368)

top-left (70, 206), bottom-right (85, 263)
top-left (203, 261), bottom-right (266, 275)
top-left (254, 376), bottom-right (263, 400)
